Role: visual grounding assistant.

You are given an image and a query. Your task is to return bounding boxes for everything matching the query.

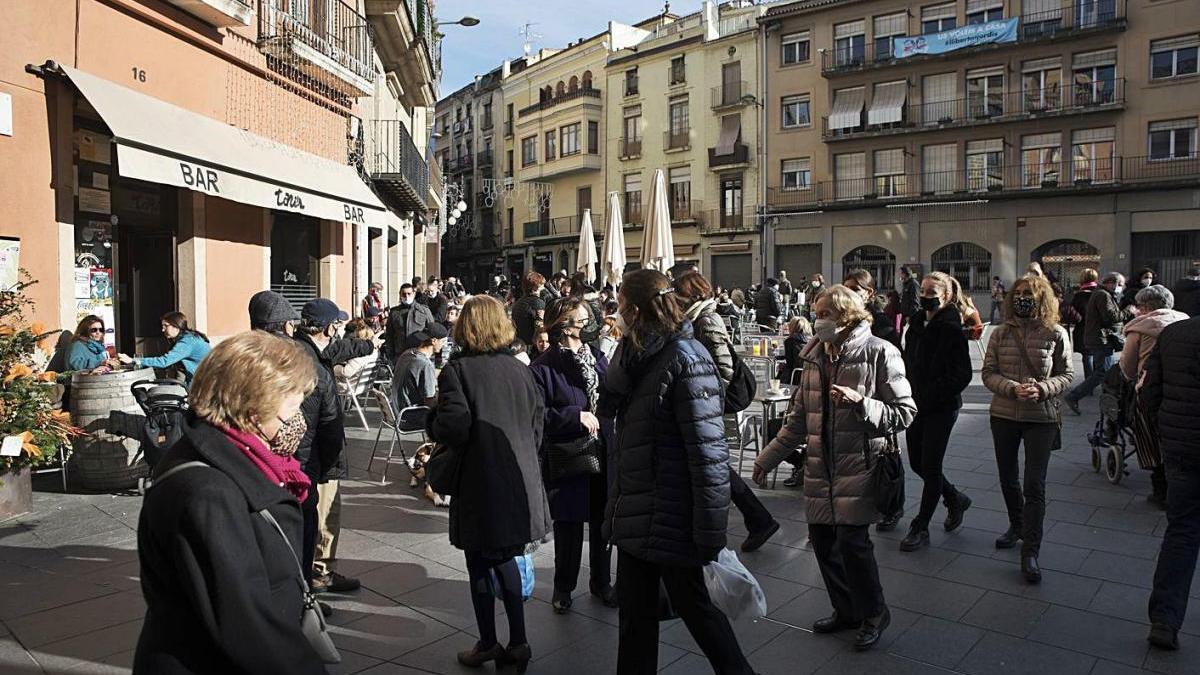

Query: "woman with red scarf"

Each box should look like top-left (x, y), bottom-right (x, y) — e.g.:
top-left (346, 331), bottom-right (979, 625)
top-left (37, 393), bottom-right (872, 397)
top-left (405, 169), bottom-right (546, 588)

top-left (134, 331), bottom-right (329, 674)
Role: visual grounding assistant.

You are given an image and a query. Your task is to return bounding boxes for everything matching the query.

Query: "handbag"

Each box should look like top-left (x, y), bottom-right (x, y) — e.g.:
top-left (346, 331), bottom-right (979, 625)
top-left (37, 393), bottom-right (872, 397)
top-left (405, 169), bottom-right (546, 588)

top-left (151, 461), bottom-right (341, 665)
top-left (424, 443), bottom-right (463, 496)
top-left (868, 434), bottom-right (905, 519)
top-left (1012, 327), bottom-right (1064, 450)
top-left (544, 434), bottom-right (602, 481)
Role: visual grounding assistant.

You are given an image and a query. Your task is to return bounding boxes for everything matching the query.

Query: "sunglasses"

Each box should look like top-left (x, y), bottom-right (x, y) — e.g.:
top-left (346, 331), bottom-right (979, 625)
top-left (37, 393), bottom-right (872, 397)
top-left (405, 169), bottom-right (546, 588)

top-left (88, 327), bottom-right (105, 334)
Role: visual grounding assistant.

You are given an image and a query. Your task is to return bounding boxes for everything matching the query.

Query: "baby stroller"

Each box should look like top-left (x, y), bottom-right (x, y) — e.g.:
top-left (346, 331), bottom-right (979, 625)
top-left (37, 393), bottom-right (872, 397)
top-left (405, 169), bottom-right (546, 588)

top-left (128, 379), bottom-right (189, 493)
top-left (1086, 367), bottom-right (1136, 485)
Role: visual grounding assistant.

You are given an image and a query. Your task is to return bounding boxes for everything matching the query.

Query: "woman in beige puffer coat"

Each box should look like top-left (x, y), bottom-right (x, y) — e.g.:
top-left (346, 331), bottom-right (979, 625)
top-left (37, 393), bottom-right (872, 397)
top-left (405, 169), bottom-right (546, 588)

top-left (755, 285), bottom-right (916, 652)
top-left (982, 274), bottom-right (1073, 586)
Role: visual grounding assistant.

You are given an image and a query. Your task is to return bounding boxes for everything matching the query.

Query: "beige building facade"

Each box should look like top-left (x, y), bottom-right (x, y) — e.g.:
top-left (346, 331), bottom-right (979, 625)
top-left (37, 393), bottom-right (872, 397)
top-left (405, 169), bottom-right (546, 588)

top-left (761, 0), bottom-right (1200, 298)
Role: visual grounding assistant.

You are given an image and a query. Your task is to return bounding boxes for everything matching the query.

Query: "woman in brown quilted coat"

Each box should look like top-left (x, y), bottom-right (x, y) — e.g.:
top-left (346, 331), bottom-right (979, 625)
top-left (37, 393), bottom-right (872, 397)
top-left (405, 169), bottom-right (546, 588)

top-left (754, 285), bottom-right (916, 652)
top-left (982, 274), bottom-right (1074, 585)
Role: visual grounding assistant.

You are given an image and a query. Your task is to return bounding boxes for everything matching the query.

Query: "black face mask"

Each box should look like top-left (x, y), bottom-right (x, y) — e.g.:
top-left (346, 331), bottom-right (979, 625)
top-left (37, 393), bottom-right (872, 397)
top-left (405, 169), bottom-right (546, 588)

top-left (1013, 295), bottom-right (1037, 318)
top-left (919, 296), bottom-right (941, 313)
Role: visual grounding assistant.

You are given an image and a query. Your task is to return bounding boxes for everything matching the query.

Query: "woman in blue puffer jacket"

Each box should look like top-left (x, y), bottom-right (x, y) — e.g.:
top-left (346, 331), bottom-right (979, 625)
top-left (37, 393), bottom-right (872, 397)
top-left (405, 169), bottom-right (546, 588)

top-left (119, 311), bottom-right (211, 384)
top-left (67, 314), bottom-right (113, 371)
top-left (599, 269), bottom-right (753, 675)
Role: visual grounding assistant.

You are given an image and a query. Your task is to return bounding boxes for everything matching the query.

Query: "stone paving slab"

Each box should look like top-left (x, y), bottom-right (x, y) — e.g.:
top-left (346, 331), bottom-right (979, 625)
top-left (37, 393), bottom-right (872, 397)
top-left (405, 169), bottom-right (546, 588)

top-left (1, 350), bottom-right (1199, 674)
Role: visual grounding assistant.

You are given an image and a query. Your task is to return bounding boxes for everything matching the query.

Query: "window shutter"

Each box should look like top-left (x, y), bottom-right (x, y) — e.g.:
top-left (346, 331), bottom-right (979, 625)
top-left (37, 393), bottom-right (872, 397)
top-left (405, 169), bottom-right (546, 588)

top-left (1022, 57), bottom-right (1062, 72)
top-left (921, 3), bottom-right (956, 21)
top-left (1022, 132), bottom-right (1062, 148)
top-left (967, 138), bottom-right (1004, 153)
top-left (1072, 49), bottom-right (1117, 68)
top-left (1072, 127), bottom-right (1115, 144)
top-left (967, 0), bottom-right (1002, 12)
top-left (835, 152), bottom-right (866, 181)
top-left (835, 20), bottom-right (865, 38)
top-left (874, 148), bottom-right (904, 175)
top-left (1151, 35), bottom-right (1200, 52)
top-left (967, 65), bottom-right (1006, 78)
top-left (873, 13), bottom-right (907, 36)
top-left (1149, 118), bottom-right (1197, 132)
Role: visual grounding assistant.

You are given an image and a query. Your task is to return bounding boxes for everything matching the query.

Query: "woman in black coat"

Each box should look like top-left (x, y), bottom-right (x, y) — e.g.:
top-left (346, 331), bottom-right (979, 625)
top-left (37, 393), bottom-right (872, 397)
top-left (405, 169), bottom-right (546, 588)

top-left (900, 271), bottom-right (974, 551)
top-left (530, 297), bottom-right (616, 613)
top-left (427, 295), bottom-right (551, 672)
top-left (135, 331), bottom-right (328, 674)
top-left (600, 270), bottom-right (754, 675)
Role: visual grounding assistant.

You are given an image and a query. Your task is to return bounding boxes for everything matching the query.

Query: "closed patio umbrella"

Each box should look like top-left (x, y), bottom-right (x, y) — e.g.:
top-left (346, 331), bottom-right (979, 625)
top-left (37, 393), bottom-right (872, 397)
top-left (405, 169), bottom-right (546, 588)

top-left (601, 191), bottom-right (626, 286)
top-left (640, 168), bottom-right (674, 273)
top-left (576, 208), bottom-right (599, 284)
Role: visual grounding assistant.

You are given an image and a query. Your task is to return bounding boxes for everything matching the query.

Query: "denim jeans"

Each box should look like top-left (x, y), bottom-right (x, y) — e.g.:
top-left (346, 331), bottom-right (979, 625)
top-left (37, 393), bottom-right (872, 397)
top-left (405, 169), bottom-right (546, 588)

top-left (1149, 453), bottom-right (1200, 630)
top-left (1067, 347), bottom-right (1115, 402)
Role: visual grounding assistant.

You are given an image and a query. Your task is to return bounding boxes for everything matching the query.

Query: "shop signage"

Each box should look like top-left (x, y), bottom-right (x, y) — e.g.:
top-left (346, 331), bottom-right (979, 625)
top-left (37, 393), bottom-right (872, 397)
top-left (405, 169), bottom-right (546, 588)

top-left (117, 145), bottom-right (388, 227)
top-left (893, 18), bottom-right (1018, 59)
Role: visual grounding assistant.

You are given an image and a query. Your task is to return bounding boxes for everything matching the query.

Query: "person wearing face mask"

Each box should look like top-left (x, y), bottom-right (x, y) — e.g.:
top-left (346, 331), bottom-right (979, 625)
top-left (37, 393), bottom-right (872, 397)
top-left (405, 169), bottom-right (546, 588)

top-left (249, 292), bottom-right (343, 601)
top-left (899, 273), bottom-right (974, 552)
top-left (134, 330), bottom-right (329, 674)
top-left (844, 269), bottom-right (900, 349)
top-left (1064, 272), bottom-right (1127, 415)
top-left (1120, 268), bottom-right (1155, 314)
top-left (754, 285), bottom-right (916, 651)
top-left (982, 275), bottom-right (1074, 584)
top-left (383, 283), bottom-right (436, 360)
top-left (530, 297), bottom-right (616, 613)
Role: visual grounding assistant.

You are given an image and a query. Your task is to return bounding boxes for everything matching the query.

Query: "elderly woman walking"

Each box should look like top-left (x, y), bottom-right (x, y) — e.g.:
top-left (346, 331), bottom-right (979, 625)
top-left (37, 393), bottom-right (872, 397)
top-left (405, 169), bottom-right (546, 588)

top-left (1121, 285), bottom-right (1189, 508)
top-left (754, 285), bottom-right (917, 651)
top-left (982, 275), bottom-right (1074, 584)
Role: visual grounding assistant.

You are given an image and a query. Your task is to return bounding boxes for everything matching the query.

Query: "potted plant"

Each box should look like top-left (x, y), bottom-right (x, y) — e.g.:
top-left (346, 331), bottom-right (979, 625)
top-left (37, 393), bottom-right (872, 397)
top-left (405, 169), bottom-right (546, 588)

top-left (0, 274), bottom-right (79, 520)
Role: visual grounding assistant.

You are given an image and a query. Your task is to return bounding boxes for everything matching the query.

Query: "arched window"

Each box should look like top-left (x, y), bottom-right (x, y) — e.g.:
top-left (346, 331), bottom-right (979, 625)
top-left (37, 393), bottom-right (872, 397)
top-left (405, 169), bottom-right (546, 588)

top-left (932, 242), bottom-right (992, 292)
top-left (569, 76), bottom-right (579, 92)
top-left (842, 245), bottom-right (896, 290)
top-left (539, 87), bottom-right (550, 103)
top-left (556, 81), bottom-right (566, 97)
top-left (1033, 239), bottom-right (1101, 292)
top-left (582, 70), bottom-right (593, 89)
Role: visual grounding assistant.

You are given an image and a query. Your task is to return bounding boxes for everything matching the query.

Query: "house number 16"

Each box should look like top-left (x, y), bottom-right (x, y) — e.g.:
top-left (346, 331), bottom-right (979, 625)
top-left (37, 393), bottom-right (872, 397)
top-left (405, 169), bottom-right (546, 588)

top-left (132, 68), bottom-right (147, 82)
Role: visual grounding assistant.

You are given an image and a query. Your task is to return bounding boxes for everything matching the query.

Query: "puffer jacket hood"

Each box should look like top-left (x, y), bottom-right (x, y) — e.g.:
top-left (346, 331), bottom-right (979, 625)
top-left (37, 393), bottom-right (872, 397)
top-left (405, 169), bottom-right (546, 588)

top-left (981, 319), bottom-right (1074, 424)
top-left (601, 321), bottom-right (731, 567)
top-left (1124, 308), bottom-right (1190, 337)
top-left (757, 321), bottom-right (917, 526)
top-left (1119, 308), bottom-right (1189, 382)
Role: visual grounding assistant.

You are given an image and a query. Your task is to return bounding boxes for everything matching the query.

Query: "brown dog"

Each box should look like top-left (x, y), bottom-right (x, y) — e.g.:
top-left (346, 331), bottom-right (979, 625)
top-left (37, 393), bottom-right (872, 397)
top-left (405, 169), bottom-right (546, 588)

top-left (409, 443), bottom-right (450, 507)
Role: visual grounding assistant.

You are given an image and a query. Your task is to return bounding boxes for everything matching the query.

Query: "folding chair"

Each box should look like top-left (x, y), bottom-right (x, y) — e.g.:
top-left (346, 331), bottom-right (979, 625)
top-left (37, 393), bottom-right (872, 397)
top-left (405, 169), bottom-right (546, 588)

top-left (340, 359), bottom-right (378, 431)
top-left (367, 388), bottom-right (429, 485)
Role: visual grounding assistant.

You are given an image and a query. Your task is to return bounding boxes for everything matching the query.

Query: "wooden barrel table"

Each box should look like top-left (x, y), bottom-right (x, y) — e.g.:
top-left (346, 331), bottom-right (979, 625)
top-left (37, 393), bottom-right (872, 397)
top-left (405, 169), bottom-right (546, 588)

top-left (70, 367), bottom-right (154, 491)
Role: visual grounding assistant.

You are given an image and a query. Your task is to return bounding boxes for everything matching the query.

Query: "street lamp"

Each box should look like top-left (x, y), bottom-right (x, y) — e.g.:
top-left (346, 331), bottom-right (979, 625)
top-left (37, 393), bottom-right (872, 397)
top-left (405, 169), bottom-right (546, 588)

top-left (439, 16), bottom-right (480, 27)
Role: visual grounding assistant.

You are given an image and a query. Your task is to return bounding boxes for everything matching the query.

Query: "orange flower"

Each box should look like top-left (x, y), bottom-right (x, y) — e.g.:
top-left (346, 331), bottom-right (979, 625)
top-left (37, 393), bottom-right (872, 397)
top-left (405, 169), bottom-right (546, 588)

top-left (30, 321), bottom-right (46, 335)
top-left (18, 431), bottom-right (41, 459)
top-left (37, 371), bottom-right (58, 383)
top-left (4, 363), bottom-right (32, 384)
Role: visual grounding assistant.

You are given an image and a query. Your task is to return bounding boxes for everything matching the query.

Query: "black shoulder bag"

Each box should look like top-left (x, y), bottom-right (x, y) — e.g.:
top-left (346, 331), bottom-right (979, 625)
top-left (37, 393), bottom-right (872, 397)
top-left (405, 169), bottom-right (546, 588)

top-left (868, 434), bottom-right (905, 519)
top-left (723, 346), bottom-right (757, 414)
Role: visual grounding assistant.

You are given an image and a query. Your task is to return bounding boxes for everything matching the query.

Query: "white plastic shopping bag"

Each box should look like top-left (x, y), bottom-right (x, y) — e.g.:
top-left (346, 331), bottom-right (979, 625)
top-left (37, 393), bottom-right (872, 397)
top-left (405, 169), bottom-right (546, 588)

top-left (703, 548), bottom-right (767, 620)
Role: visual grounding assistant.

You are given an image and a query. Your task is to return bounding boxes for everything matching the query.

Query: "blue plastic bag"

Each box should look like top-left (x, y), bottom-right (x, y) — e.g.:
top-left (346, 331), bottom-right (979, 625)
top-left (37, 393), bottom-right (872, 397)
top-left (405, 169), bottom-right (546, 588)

top-left (491, 553), bottom-right (535, 601)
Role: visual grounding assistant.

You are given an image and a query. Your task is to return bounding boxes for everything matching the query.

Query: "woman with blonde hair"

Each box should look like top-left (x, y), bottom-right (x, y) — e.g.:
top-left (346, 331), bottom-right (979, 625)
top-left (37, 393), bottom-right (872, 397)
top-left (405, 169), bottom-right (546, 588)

top-left (946, 276), bottom-right (985, 340)
top-left (899, 272), bottom-right (974, 551)
top-left (755, 285), bottom-right (916, 650)
top-left (427, 295), bottom-right (550, 671)
top-left (135, 331), bottom-right (328, 673)
top-left (982, 275), bottom-right (1074, 584)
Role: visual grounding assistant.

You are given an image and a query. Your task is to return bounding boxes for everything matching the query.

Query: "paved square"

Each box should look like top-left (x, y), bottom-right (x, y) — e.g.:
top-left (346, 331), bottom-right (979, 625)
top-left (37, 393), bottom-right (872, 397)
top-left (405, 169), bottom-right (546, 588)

top-left (2, 346), bottom-right (1198, 674)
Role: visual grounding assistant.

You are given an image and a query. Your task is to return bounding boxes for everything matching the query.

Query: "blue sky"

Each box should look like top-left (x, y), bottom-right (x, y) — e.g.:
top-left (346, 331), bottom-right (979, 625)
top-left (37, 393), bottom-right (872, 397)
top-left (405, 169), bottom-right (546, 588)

top-left (435, 0), bottom-right (708, 95)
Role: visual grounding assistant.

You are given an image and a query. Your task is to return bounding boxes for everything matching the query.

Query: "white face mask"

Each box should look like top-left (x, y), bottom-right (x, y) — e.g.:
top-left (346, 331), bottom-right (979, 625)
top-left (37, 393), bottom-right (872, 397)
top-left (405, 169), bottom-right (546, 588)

top-left (813, 319), bottom-right (839, 343)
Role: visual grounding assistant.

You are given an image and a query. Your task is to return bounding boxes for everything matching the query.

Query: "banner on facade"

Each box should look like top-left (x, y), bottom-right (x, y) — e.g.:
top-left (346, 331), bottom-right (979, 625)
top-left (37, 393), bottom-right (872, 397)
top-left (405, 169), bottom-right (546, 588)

top-left (893, 18), bottom-right (1019, 60)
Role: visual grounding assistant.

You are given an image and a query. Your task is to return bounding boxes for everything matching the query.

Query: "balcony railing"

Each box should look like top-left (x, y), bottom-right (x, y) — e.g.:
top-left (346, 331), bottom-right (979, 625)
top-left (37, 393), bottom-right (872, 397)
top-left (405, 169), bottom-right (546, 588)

top-left (766, 153), bottom-right (1200, 210)
top-left (665, 128), bottom-right (691, 151)
top-left (476, 150), bottom-right (494, 167)
top-left (709, 143), bottom-right (751, 169)
top-left (518, 88), bottom-right (602, 117)
top-left (620, 138), bottom-right (643, 159)
top-left (822, 80), bottom-right (1125, 140)
top-left (821, 1), bottom-right (1126, 75)
top-left (404, 0), bottom-right (441, 77)
top-left (363, 120), bottom-right (428, 211)
top-left (712, 81), bottom-right (749, 109)
top-left (523, 216), bottom-right (582, 240)
top-left (699, 211), bottom-right (757, 234)
top-left (258, 0), bottom-right (376, 90)
top-left (670, 199), bottom-right (703, 222)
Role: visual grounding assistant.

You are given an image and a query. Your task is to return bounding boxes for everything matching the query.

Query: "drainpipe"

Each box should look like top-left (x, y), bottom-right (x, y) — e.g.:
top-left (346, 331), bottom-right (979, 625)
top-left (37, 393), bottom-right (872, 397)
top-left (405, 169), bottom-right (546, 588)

top-left (758, 18), bottom-right (770, 283)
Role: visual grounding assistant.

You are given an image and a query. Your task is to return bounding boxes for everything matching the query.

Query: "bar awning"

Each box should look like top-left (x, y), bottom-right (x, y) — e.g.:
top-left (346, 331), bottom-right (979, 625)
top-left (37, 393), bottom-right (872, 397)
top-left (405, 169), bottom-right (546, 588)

top-left (59, 65), bottom-right (388, 227)
top-left (867, 81), bottom-right (907, 126)
top-left (828, 87), bottom-right (865, 131)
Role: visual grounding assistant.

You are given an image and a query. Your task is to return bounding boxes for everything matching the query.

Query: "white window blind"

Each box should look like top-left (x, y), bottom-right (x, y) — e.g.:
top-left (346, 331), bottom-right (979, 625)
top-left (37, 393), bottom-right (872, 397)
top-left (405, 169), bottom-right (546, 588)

top-left (967, 138), bottom-right (1004, 153)
top-left (670, 167), bottom-right (691, 184)
top-left (967, 0), bottom-right (1002, 12)
top-left (1149, 118), bottom-right (1197, 132)
top-left (1073, 49), bottom-right (1117, 68)
top-left (1151, 35), bottom-right (1200, 52)
top-left (1022, 132), bottom-right (1062, 148)
top-left (868, 81), bottom-right (908, 125)
top-left (835, 153), bottom-right (866, 182)
top-left (829, 87), bottom-right (866, 130)
top-left (873, 13), bottom-right (907, 36)
top-left (783, 158), bottom-right (811, 173)
top-left (1022, 0), bottom-right (1061, 17)
top-left (922, 3), bottom-right (956, 21)
top-left (1073, 127), bottom-right (1115, 143)
top-left (923, 143), bottom-right (958, 192)
top-left (835, 20), bottom-right (865, 38)
top-left (967, 65), bottom-right (1006, 78)
top-left (624, 105), bottom-right (641, 117)
top-left (874, 148), bottom-right (905, 175)
top-left (783, 30), bottom-right (810, 42)
top-left (922, 72), bottom-right (957, 123)
top-left (624, 173), bottom-right (642, 192)
top-left (1022, 57), bottom-right (1062, 72)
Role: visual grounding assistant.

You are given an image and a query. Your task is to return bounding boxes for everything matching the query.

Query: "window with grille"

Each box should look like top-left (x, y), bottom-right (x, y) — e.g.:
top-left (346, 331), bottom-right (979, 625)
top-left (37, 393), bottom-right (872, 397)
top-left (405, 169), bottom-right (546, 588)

top-left (842, 245), bottom-right (897, 290)
top-left (932, 242), bottom-right (992, 292)
top-left (781, 31), bottom-right (811, 65)
top-left (782, 158), bottom-right (812, 191)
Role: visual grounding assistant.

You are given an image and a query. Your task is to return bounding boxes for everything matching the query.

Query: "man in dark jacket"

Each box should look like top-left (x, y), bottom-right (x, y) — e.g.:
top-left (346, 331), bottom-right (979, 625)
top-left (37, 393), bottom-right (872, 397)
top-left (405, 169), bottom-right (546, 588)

top-left (419, 276), bottom-right (451, 322)
top-left (1065, 272), bottom-right (1125, 413)
top-left (755, 278), bottom-right (784, 329)
top-left (1172, 267), bottom-right (1200, 317)
top-left (298, 298), bottom-right (364, 595)
top-left (1068, 270), bottom-right (1099, 377)
top-left (898, 266), bottom-right (920, 330)
top-left (248, 291), bottom-right (343, 593)
top-left (1142, 316), bottom-right (1200, 651)
top-left (384, 283), bottom-right (436, 358)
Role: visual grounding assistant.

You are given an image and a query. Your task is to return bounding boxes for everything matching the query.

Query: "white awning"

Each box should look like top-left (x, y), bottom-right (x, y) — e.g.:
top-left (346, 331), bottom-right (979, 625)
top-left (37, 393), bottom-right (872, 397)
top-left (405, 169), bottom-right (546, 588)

top-left (867, 81), bottom-right (907, 125)
top-left (829, 87), bottom-right (866, 131)
top-left (716, 115), bottom-right (741, 156)
top-left (60, 65), bottom-right (388, 227)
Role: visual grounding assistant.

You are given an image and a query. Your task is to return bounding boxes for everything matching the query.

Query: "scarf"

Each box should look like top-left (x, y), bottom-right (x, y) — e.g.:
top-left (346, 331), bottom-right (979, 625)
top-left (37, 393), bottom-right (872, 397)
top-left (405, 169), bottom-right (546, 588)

top-left (221, 425), bottom-right (311, 503)
top-left (565, 343), bottom-right (599, 413)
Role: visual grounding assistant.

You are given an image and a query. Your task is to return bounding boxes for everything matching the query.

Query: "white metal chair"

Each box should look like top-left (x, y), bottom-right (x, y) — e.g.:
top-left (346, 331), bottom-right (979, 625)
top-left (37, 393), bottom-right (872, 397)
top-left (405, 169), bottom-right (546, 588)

top-left (339, 357), bottom-right (379, 431)
top-left (367, 388), bottom-right (428, 485)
